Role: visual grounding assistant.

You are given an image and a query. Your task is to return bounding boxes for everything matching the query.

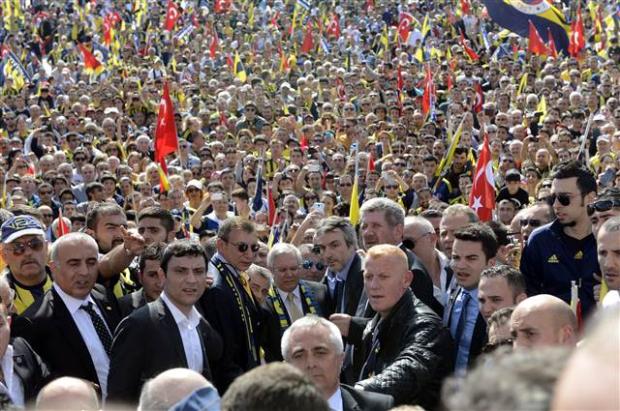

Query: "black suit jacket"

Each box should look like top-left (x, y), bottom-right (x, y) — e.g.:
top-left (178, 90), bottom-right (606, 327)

top-left (323, 253), bottom-right (364, 316)
top-left (341, 384), bottom-right (394, 411)
top-left (118, 289), bottom-right (147, 318)
top-left (12, 337), bottom-right (50, 405)
top-left (11, 285), bottom-right (120, 389)
top-left (198, 257), bottom-right (262, 389)
top-left (445, 287), bottom-right (487, 368)
top-left (107, 298), bottom-right (226, 404)
top-left (261, 280), bottom-right (329, 362)
top-left (401, 246), bottom-right (438, 316)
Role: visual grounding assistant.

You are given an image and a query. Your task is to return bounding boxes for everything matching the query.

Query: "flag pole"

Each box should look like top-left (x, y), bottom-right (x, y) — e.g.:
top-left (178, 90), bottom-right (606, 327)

top-left (577, 111), bottom-right (594, 165)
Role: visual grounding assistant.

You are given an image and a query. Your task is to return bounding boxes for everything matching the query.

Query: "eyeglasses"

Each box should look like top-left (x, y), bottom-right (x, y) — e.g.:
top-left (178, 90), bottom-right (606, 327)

top-left (549, 193), bottom-right (574, 206)
top-left (519, 219), bottom-right (542, 227)
top-left (303, 260), bottom-right (326, 271)
top-left (587, 199), bottom-right (620, 216)
top-left (402, 232), bottom-right (432, 250)
top-left (7, 238), bottom-right (45, 256)
top-left (224, 239), bottom-right (260, 253)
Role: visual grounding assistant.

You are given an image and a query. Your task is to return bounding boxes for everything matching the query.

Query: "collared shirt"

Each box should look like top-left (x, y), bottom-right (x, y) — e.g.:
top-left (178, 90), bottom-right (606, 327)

top-left (434, 251), bottom-right (456, 307)
top-left (53, 284), bottom-right (110, 397)
top-left (326, 253), bottom-right (356, 313)
top-left (450, 287), bottom-right (479, 373)
top-left (602, 290), bottom-right (620, 309)
top-left (0, 345), bottom-right (25, 408)
top-left (160, 292), bottom-right (204, 373)
top-left (327, 387), bottom-right (343, 411)
top-left (276, 286), bottom-right (304, 318)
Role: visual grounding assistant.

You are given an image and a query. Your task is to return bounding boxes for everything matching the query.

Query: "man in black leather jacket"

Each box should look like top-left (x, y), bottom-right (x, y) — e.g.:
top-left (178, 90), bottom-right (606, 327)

top-left (349, 244), bottom-right (455, 408)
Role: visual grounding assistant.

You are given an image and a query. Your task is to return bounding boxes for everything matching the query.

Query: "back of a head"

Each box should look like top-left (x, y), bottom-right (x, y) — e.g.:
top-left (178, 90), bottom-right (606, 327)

top-left (221, 363), bottom-right (329, 411)
top-left (36, 377), bottom-right (99, 411)
top-left (138, 368), bottom-right (214, 411)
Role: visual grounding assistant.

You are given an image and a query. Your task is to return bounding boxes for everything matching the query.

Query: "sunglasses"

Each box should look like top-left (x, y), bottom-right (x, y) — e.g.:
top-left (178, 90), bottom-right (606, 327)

top-left (519, 219), bottom-right (542, 227)
top-left (587, 199), bottom-right (620, 216)
top-left (402, 232), bottom-right (431, 250)
top-left (7, 238), bottom-right (45, 256)
top-left (225, 239), bottom-right (260, 253)
top-left (549, 193), bottom-right (573, 206)
top-left (302, 260), bottom-right (326, 271)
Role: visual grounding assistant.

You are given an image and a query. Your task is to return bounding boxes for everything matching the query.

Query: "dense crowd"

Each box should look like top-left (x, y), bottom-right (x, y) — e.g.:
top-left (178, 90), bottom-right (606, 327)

top-left (0, 0), bottom-right (619, 410)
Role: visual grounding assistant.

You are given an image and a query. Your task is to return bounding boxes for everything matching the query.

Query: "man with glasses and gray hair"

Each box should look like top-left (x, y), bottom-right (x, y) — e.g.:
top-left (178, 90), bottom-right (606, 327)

top-left (587, 187), bottom-right (620, 237)
top-left (261, 243), bottom-right (328, 362)
top-left (520, 161), bottom-right (600, 317)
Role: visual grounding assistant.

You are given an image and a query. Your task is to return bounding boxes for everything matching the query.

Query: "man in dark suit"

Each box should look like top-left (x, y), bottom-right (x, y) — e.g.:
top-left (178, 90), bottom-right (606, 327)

top-left (282, 315), bottom-right (394, 411)
top-left (261, 243), bottom-right (328, 362)
top-left (0, 304), bottom-right (49, 408)
top-left (117, 243), bottom-right (165, 317)
top-left (12, 232), bottom-right (121, 397)
top-left (107, 241), bottom-right (226, 405)
top-left (199, 218), bottom-right (262, 389)
top-left (443, 223), bottom-right (498, 373)
top-left (314, 217), bottom-right (364, 317)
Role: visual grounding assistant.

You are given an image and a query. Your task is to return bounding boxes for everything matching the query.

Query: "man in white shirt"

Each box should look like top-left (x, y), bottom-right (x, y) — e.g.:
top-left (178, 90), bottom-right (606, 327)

top-left (108, 240), bottom-right (225, 405)
top-left (282, 316), bottom-right (394, 411)
top-left (597, 217), bottom-right (620, 308)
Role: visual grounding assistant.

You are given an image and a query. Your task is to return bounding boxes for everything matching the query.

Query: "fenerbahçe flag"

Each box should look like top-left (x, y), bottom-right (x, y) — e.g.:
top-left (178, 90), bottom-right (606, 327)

top-left (482, 0), bottom-right (570, 55)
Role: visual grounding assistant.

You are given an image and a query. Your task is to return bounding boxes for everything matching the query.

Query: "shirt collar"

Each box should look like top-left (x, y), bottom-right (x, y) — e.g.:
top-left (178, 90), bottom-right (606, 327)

top-left (327, 386), bottom-right (343, 411)
top-left (161, 292), bottom-right (202, 329)
top-left (53, 283), bottom-right (93, 314)
top-left (277, 285), bottom-right (300, 301)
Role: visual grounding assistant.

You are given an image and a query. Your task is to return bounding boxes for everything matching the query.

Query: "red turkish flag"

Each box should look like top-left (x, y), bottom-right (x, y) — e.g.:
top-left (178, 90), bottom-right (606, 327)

top-left (469, 134), bottom-right (495, 221)
top-left (209, 30), bottom-right (219, 59)
top-left (164, 0), bottom-right (180, 32)
top-left (460, 31), bottom-right (479, 61)
top-left (397, 65), bottom-right (404, 91)
top-left (327, 14), bottom-right (340, 38)
top-left (154, 82), bottom-right (179, 170)
top-left (569, 4), bottom-right (585, 57)
top-left (547, 27), bottom-right (558, 58)
top-left (473, 81), bottom-right (484, 113)
top-left (398, 12), bottom-right (415, 43)
top-left (421, 64), bottom-right (434, 116)
top-left (300, 22), bottom-right (314, 54)
top-left (528, 21), bottom-right (548, 56)
top-left (57, 208), bottom-right (69, 237)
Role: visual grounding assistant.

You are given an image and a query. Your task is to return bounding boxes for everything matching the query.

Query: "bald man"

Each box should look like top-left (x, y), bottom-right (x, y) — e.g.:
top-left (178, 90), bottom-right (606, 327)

top-left (349, 245), bottom-right (453, 408)
top-left (551, 308), bottom-right (620, 411)
top-left (597, 217), bottom-right (620, 308)
top-left (510, 295), bottom-right (577, 349)
top-left (137, 368), bottom-right (218, 411)
top-left (36, 377), bottom-right (99, 411)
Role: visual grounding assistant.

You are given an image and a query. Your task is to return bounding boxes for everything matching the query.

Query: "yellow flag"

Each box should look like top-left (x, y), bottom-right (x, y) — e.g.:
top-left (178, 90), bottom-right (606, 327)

top-left (349, 176), bottom-right (360, 226)
top-left (421, 13), bottom-right (430, 38)
top-left (517, 73), bottom-right (528, 96)
top-left (234, 52), bottom-right (247, 82)
top-left (248, 3), bottom-right (255, 28)
top-left (537, 96), bottom-right (547, 125)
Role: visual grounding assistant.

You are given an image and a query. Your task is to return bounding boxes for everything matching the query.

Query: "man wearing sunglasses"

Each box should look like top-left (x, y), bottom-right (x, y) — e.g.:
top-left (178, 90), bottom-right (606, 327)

top-left (520, 161), bottom-right (600, 317)
top-left (0, 215), bottom-right (53, 315)
top-left (518, 203), bottom-right (554, 245)
top-left (588, 187), bottom-right (620, 237)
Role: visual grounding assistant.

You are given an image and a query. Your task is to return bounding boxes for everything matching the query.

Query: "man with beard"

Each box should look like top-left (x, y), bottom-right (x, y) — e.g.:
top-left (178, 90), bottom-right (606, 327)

top-left (520, 161), bottom-right (600, 317)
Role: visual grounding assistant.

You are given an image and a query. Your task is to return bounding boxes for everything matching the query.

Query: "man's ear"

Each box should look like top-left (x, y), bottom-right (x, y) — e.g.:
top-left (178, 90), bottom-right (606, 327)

top-left (403, 270), bottom-right (414, 288)
top-left (515, 292), bottom-right (527, 304)
top-left (166, 230), bottom-right (175, 243)
top-left (85, 228), bottom-right (96, 239)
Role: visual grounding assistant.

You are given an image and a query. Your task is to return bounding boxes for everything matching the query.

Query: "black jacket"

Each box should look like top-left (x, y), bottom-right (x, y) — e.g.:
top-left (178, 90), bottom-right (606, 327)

top-left (409, 255), bottom-right (453, 317)
top-left (322, 253), bottom-right (365, 316)
top-left (117, 289), bottom-right (147, 318)
top-left (12, 337), bottom-right (50, 405)
top-left (11, 285), bottom-right (120, 389)
top-left (261, 280), bottom-right (329, 362)
top-left (107, 298), bottom-right (227, 404)
top-left (352, 290), bottom-right (454, 408)
top-left (400, 245), bottom-right (439, 315)
top-left (341, 384), bottom-right (394, 411)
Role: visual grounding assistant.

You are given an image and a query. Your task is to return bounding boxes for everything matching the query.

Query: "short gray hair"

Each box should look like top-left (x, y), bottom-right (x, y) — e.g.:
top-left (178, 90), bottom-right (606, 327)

top-left (314, 216), bottom-right (358, 249)
top-left (442, 204), bottom-right (479, 223)
top-left (247, 264), bottom-right (273, 284)
top-left (49, 232), bottom-right (99, 264)
top-left (600, 216), bottom-right (620, 234)
top-left (360, 197), bottom-right (405, 227)
top-left (267, 243), bottom-right (303, 268)
top-left (281, 315), bottom-right (344, 361)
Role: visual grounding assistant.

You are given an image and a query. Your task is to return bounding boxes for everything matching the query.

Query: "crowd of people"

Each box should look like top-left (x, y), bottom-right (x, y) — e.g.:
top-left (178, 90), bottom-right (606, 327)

top-left (0, 0), bottom-right (619, 410)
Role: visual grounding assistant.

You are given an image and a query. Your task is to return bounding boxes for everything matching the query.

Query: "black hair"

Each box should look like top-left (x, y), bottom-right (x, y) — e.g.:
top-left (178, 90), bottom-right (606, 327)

top-left (454, 223), bottom-right (499, 260)
top-left (137, 206), bottom-right (175, 234)
top-left (160, 240), bottom-right (209, 273)
top-left (551, 160), bottom-right (597, 196)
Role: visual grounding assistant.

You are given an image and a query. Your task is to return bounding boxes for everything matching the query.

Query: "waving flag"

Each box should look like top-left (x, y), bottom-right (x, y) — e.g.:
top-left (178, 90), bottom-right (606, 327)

top-left (569, 4), bottom-right (585, 58)
top-left (460, 31), bottom-right (480, 61)
top-left (300, 22), bottom-right (315, 53)
top-left (233, 52), bottom-right (247, 82)
top-left (154, 82), bottom-right (179, 170)
top-left (528, 20), bottom-right (548, 56)
top-left (398, 12), bottom-right (415, 43)
top-left (469, 133), bottom-right (495, 221)
top-left (482, 0), bottom-right (570, 55)
top-left (421, 63), bottom-right (434, 117)
top-left (209, 29), bottom-right (219, 58)
top-left (164, 0), bottom-right (180, 32)
top-left (547, 27), bottom-right (558, 58)
top-left (78, 44), bottom-right (104, 75)
top-left (327, 14), bottom-right (340, 38)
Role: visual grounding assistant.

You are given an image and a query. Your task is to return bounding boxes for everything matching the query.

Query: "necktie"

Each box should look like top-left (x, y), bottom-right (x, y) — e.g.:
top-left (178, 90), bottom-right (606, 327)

top-left (286, 293), bottom-right (303, 322)
top-left (335, 278), bottom-right (345, 313)
top-left (454, 291), bottom-right (471, 343)
top-left (81, 302), bottom-right (113, 355)
top-left (239, 271), bottom-right (255, 303)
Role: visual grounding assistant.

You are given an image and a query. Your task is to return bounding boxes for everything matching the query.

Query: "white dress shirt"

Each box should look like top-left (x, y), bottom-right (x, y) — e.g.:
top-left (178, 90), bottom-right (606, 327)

top-left (276, 286), bottom-right (304, 318)
top-left (327, 387), bottom-right (343, 411)
top-left (0, 345), bottom-right (25, 408)
top-left (53, 284), bottom-right (110, 397)
top-left (160, 292), bottom-right (204, 373)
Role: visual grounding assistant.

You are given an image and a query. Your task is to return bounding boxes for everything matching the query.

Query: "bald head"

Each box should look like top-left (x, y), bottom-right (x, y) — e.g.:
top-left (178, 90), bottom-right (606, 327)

top-left (138, 368), bottom-right (214, 411)
top-left (36, 377), bottom-right (99, 411)
top-left (510, 295), bottom-right (577, 349)
top-left (364, 245), bottom-right (412, 318)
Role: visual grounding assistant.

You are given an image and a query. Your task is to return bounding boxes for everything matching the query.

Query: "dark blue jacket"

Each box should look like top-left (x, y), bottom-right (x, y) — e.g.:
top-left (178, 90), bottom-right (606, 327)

top-left (520, 220), bottom-right (600, 316)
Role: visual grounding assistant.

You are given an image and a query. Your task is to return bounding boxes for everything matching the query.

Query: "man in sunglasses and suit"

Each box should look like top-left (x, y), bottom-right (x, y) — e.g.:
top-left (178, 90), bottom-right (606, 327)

top-left (199, 217), bottom-right (263, 390)
top-left (260, 243), bottom-right (328, 362)
top-left (0, 215), bottom-right (54, 315)
top-left (521, 161), bottom-right (601, 318)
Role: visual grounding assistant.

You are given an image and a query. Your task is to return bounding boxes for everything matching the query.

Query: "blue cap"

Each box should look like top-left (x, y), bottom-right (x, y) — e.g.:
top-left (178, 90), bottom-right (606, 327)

top-left (1, 215), bottom-right (46, 243)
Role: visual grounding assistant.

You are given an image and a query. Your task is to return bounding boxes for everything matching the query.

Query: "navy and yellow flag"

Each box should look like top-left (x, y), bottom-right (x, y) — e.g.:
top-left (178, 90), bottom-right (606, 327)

top-left (482, 0), bottom-right (570, 55)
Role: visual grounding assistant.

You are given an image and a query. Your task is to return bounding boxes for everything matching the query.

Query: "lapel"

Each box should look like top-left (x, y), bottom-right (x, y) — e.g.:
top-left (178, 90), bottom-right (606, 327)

top-left (153, 298), bottom-right (188, 368)
top-left (340, 386), bottom-right (362, 411)
top-left (444, 287), bottom-right (461, 327)
top-left (50, 289), bottom-right (97, 375)
top-left (344, 254), bottom-right (363, 315)
top-left (197, 320), bottom-right (212, 378)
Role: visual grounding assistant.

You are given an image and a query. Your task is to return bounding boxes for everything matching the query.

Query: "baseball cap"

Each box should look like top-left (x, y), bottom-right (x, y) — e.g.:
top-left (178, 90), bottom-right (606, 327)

top-left (505, 169), bottom-right (522, 182)
top-left (1, 215), bottom-right (46, 243)
top-left (186, 180), bottom-right (203, 191)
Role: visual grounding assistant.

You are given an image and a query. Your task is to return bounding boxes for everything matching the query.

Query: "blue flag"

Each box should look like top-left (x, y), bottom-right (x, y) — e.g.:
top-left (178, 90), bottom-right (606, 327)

top-left (482, 0), bottom-right (570, 55)
top-left (252, 165), bottom-right (264, 212)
